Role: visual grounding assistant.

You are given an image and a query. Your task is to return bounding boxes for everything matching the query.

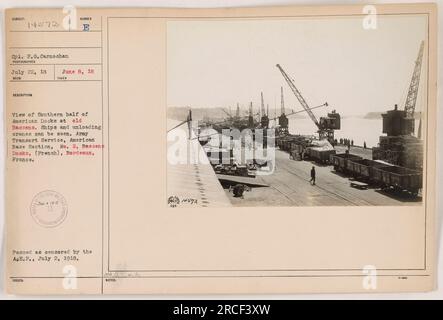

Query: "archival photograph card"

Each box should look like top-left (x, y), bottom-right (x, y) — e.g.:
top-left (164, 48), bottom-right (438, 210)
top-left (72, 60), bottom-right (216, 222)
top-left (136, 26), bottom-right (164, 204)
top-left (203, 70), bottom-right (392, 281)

top-left (4, 3), bottom-right (438, 294)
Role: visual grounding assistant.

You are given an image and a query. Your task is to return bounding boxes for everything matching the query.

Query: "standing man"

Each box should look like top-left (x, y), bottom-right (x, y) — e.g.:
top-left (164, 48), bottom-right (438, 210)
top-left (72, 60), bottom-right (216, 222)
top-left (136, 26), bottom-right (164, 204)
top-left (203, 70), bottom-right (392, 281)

top-left (310, 166), bottom-right (316, 185)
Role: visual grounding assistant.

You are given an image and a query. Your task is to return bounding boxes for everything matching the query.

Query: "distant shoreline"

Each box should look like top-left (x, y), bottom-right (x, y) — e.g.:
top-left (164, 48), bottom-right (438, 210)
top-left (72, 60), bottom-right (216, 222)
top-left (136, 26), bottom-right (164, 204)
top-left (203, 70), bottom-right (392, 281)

top-left (363, 111), bottom-right (422, 120)
top-left (167, 106), bottom-right (422, 122)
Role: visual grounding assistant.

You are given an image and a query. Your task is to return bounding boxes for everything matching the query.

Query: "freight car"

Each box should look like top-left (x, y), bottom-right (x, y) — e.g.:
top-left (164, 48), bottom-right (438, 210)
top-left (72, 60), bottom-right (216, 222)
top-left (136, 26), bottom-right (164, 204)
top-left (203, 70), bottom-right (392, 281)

top-left (305, 147), bottom-right (336, 164)
top-left (372, 165), bottom-right (422, 195)
top-left (276, 135), bottom-right (312, 159)
top-left (329, 153), bottom-right (363, 172)
top-left (278, 137), bottom-right (295, 151)
top-left (333, 154), bottom-right (422, 196)
top-left (347, 158), bottom-right (392, 182)
top-left (289, 143), bottom-right (304, 161)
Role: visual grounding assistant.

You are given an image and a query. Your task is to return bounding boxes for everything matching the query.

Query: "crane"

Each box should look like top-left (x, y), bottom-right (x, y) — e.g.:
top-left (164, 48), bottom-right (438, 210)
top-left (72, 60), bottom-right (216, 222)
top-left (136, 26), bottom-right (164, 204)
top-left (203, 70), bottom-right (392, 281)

top-left (276, 86), bottom-right (289, 135)
top-left (260, 91), bottom-right (270, 128)
top-left (280, 86), bottom-right (285, 115)
top-left (276, 64), bottom-right (322, 128)
top-left (270, 103), bottom-right (328, 121)
top-left (260, 92), bottom-right (265, 117)
top-left (276, 64), bottom-right (338, 141)
top-left (270, 103), bottom-right (328, 122)
top-left (381, 40), bottom-right (425, 137)
top-left (375, 40), bottom-right (425, 169)
top-left (248, 102), bottom-right (254, 128)
top-left (222, 108), bottom-right (232, 119)
top-left (404, 40), bottom-right (424, 119)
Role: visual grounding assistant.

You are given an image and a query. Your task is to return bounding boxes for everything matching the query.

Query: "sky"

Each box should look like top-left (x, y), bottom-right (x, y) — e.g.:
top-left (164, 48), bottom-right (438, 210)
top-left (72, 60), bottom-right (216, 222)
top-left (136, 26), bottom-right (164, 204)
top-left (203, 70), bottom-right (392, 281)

top-left (167, 15), bottom-right (428, 117)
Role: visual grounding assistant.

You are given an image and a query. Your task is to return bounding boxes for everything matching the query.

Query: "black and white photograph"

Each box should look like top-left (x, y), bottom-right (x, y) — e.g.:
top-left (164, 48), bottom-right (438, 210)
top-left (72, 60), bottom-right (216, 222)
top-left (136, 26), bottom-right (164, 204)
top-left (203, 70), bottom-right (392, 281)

top-left (1, 2), bottom-right (440, 298)
top-left (167, 15), bottom-right (428, 207)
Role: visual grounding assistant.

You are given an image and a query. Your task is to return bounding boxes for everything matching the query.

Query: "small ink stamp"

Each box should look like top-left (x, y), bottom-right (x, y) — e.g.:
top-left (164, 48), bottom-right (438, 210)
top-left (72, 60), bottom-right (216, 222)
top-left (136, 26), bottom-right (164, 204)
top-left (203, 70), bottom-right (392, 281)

top-left (30, 190), bottom-right (68, 227)
top-left (167, 195), bottom-right (180, 208)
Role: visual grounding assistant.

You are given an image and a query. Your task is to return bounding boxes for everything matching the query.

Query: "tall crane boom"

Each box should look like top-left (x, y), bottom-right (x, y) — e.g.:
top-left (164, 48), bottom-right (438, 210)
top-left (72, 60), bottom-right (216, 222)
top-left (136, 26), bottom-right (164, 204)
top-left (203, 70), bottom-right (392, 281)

top-left (248, 102), bottom-right (254, 128)
top-left (280, 86), bottom-right (285, 115)
top-left (404, 40), bottom-right (424, 118)
top-left (260, 92), bottom-right (266, 116)
top-left (276, 64), bottom-right (320, 128)
top-left (222, 108), bottom-right (232, 118)
top-left (270, 103), bottom-right (328, 121)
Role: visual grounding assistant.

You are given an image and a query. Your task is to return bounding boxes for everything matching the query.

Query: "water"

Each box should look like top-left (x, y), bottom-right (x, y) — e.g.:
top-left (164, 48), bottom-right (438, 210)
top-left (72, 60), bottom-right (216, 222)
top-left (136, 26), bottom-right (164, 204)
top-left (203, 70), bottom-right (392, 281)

top-left (283, 117), bottom-right (420, 148)
top-left (200, 116), bottom-right (421, 149)
top-left (288, 117), bottom-right (383, 148)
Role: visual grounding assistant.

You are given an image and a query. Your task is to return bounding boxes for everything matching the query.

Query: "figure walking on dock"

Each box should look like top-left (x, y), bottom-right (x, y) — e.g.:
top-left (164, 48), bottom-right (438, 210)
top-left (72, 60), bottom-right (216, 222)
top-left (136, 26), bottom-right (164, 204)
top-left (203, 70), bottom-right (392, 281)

top-left (310, 166), bottom-right (316, 185)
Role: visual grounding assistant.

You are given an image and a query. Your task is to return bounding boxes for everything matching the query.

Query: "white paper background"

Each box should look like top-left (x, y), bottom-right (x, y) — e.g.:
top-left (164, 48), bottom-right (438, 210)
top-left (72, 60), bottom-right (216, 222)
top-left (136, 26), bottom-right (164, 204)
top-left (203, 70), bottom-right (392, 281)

top-left (0, 0), bottom-right (441, 300)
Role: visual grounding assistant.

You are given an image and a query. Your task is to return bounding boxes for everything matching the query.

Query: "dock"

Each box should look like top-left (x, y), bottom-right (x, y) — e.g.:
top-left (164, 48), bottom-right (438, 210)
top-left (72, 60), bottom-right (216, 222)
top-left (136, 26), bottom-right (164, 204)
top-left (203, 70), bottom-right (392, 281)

top-left (334, 145), bottom-right (373, 159)
top-left (225, 149), bottom-right (422, 207)
top-left (167, 117), bottom-right (421, 207)
top-left (167, 119), bottom-right (232, 208)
